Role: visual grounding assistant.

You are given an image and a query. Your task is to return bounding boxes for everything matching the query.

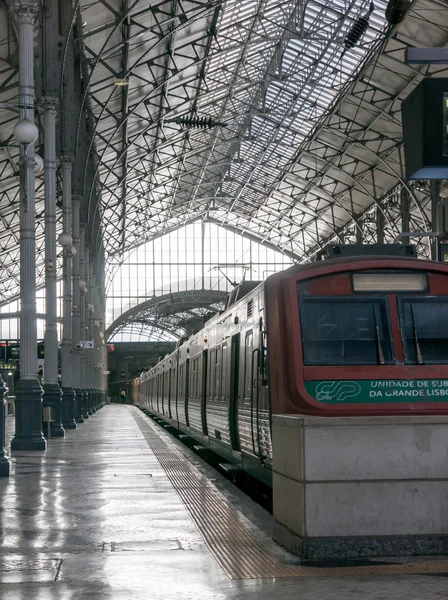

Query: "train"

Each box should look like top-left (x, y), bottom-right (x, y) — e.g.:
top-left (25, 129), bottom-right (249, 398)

top-left (132, 244), bottom-right (448, 486)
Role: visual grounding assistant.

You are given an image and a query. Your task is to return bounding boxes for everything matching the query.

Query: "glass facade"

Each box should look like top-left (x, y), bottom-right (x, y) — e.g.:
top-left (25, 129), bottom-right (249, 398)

top-left (0, 224), bottom-right (293, 344)
top-left (107, 223), bottom-right (293, 341)
top-left (0, 282), bottom-right (63, 342)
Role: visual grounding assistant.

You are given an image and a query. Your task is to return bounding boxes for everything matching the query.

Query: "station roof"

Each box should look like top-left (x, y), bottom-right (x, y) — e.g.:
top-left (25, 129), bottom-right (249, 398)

top-left (0, 0), bottom-right (448, 307)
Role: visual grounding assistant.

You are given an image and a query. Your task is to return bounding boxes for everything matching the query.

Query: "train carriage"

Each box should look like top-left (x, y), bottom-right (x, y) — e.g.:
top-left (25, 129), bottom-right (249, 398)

top-left (133, 245), bottom-right (448, 486)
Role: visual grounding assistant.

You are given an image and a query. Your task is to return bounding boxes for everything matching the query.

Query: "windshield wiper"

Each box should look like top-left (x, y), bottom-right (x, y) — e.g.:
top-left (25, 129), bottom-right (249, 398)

top-left (410, 305), bottom-right (424, 364)
top-left (373, 308), bottom-right (385, 365)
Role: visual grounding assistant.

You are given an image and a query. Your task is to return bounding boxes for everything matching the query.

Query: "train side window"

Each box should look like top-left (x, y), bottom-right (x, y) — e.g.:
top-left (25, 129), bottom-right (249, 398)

top-left (300, 298), bottom-right (393, 365)
top-left (244, 331), bottom-right (253, 400)
top-left (400, 297), bottom-right (448, 364)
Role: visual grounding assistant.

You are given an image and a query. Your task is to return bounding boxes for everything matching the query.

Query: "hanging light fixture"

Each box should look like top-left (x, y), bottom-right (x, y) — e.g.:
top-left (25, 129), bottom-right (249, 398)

top-left (13, 119), bottom-right (38, 144)
top-left (34, 154), bottom-right (43, 173)
top-left (58, 232), bottom-right (73, 247)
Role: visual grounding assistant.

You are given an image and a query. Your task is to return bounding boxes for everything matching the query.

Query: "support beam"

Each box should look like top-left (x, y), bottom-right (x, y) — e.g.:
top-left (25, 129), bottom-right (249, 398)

top-left (9, 0), bottom-right (46, 452)
top-left (405, 47), bottom-right (448, 65)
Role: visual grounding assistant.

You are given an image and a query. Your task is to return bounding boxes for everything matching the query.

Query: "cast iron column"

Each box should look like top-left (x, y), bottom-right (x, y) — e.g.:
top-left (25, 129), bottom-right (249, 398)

top-left (93, 266), bottom-right (100, 410)
top-left (40, 96), bottom-right (64, 437)
top-left (60, 158), bottom-right (76, 429)
top-left (9, 0), bottom-right (46, 452)
top-left (72, 196), bottom-right (84, 423)
top-left (84, 246), bottom-right (93, 415)
top-left (89, 259), bottom-right (97, 412)
top-left (0, 374), bottom-right (10, 476)
top-left (93, 279), bottom-right (101, 410)
top-left (79, 227), bottom-right (89, 419)
top-left (377, 206), bottom-right (385, 245)
top-left (430, 180), bottom-right (441, 261)
top-left (101, 319), bottom-right (107, 406)
top-left (400, 186), bottom-right (410, 245)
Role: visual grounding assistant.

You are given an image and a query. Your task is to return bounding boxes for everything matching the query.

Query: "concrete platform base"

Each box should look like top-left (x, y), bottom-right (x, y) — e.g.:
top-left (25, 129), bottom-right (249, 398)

top-left (272, 414), bottom-right (448, 559)
top-left (273, 521), bottom-right (448, 560)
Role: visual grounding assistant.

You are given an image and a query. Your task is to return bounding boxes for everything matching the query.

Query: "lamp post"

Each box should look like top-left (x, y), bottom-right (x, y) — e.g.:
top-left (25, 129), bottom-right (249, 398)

top-left (9, 0), bottom-right (46, 451)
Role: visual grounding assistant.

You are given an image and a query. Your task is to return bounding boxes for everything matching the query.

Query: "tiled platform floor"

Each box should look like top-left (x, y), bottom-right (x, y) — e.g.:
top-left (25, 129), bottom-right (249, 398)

top-left (0, 405), bottom-right (447, 599)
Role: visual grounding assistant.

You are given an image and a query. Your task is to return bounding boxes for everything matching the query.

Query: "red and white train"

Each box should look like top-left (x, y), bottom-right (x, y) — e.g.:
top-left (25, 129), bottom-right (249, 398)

top-left (132, 245), bottom-right (448, 485)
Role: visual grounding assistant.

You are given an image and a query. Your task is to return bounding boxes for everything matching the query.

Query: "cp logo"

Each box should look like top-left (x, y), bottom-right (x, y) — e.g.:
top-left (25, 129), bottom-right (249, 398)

top-left (315, 381), bottom-right (361, 402)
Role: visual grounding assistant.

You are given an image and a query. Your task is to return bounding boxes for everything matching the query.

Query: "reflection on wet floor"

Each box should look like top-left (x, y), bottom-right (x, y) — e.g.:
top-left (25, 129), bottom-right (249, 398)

top-left (0, 406), bottom-right (447, 599)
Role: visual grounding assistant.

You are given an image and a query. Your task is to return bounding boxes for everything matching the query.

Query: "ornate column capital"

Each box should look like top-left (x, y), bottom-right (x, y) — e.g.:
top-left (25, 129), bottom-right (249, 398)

top-left (8, 0), bottom-right (40, 24)
top-left (72, 195), bottom-right (82, 206)
top-left (60, 156), bottom-right (74, 168)
top-left (37, 96), bottom-right (58, 114)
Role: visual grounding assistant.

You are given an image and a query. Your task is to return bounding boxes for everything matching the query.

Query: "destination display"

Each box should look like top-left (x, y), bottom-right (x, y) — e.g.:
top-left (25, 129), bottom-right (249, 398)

top-left (305, 379), bottom-right (448, 403)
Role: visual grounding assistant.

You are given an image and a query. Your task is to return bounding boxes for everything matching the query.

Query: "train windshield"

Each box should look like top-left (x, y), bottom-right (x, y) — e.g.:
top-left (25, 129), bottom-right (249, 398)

top-left (300, 298), bottom-right (392, 365)
top-left (400, 298), bottom-right (448, 364)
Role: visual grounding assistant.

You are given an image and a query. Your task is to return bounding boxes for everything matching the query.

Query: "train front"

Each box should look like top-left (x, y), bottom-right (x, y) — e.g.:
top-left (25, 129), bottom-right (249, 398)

top-left (266, 255), bottom-right (448, 416)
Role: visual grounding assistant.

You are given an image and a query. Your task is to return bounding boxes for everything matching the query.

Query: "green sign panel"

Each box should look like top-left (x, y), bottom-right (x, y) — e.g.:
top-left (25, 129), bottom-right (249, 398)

top-left (305, 379), bottom-right (448, 403)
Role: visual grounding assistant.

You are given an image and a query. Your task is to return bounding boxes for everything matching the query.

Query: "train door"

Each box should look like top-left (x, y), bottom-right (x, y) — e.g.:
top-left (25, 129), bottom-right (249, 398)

top-left (185, 358), bottom-right (190, 426)
top-left (245, 320), bottom-right (270, 460)
top-left (188, 356), bottom-right (201, 432)
top-left (170, 364), bottom-right (177, 420)
top-left (256, 319), bottom-right (271, 460)
top-left (229, 333), bottom-right (240, 451)
top-left (243, 330), bottom-right (254, 454)
top-left (235, 328), bottom-right (266, 458)
top-left (168, 367), bottom-right (173, 419)
top-left (177, 363), bottom-right (183, 424)
top-left (163, 369), bottom-right (170, 416)
top-left (201, 349), bottom-right (208, 435)
top-left (157, 373), bottom-right (162, 413)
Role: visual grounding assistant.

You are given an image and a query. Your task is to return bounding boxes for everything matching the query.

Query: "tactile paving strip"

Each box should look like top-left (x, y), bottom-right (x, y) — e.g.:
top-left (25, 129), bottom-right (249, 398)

top-left (131, 409), bottom-right (448, 580)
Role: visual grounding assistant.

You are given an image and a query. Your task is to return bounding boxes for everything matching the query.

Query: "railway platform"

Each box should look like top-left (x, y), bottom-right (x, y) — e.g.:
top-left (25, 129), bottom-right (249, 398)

top-left (1, 405), bottom-right (448, 599)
